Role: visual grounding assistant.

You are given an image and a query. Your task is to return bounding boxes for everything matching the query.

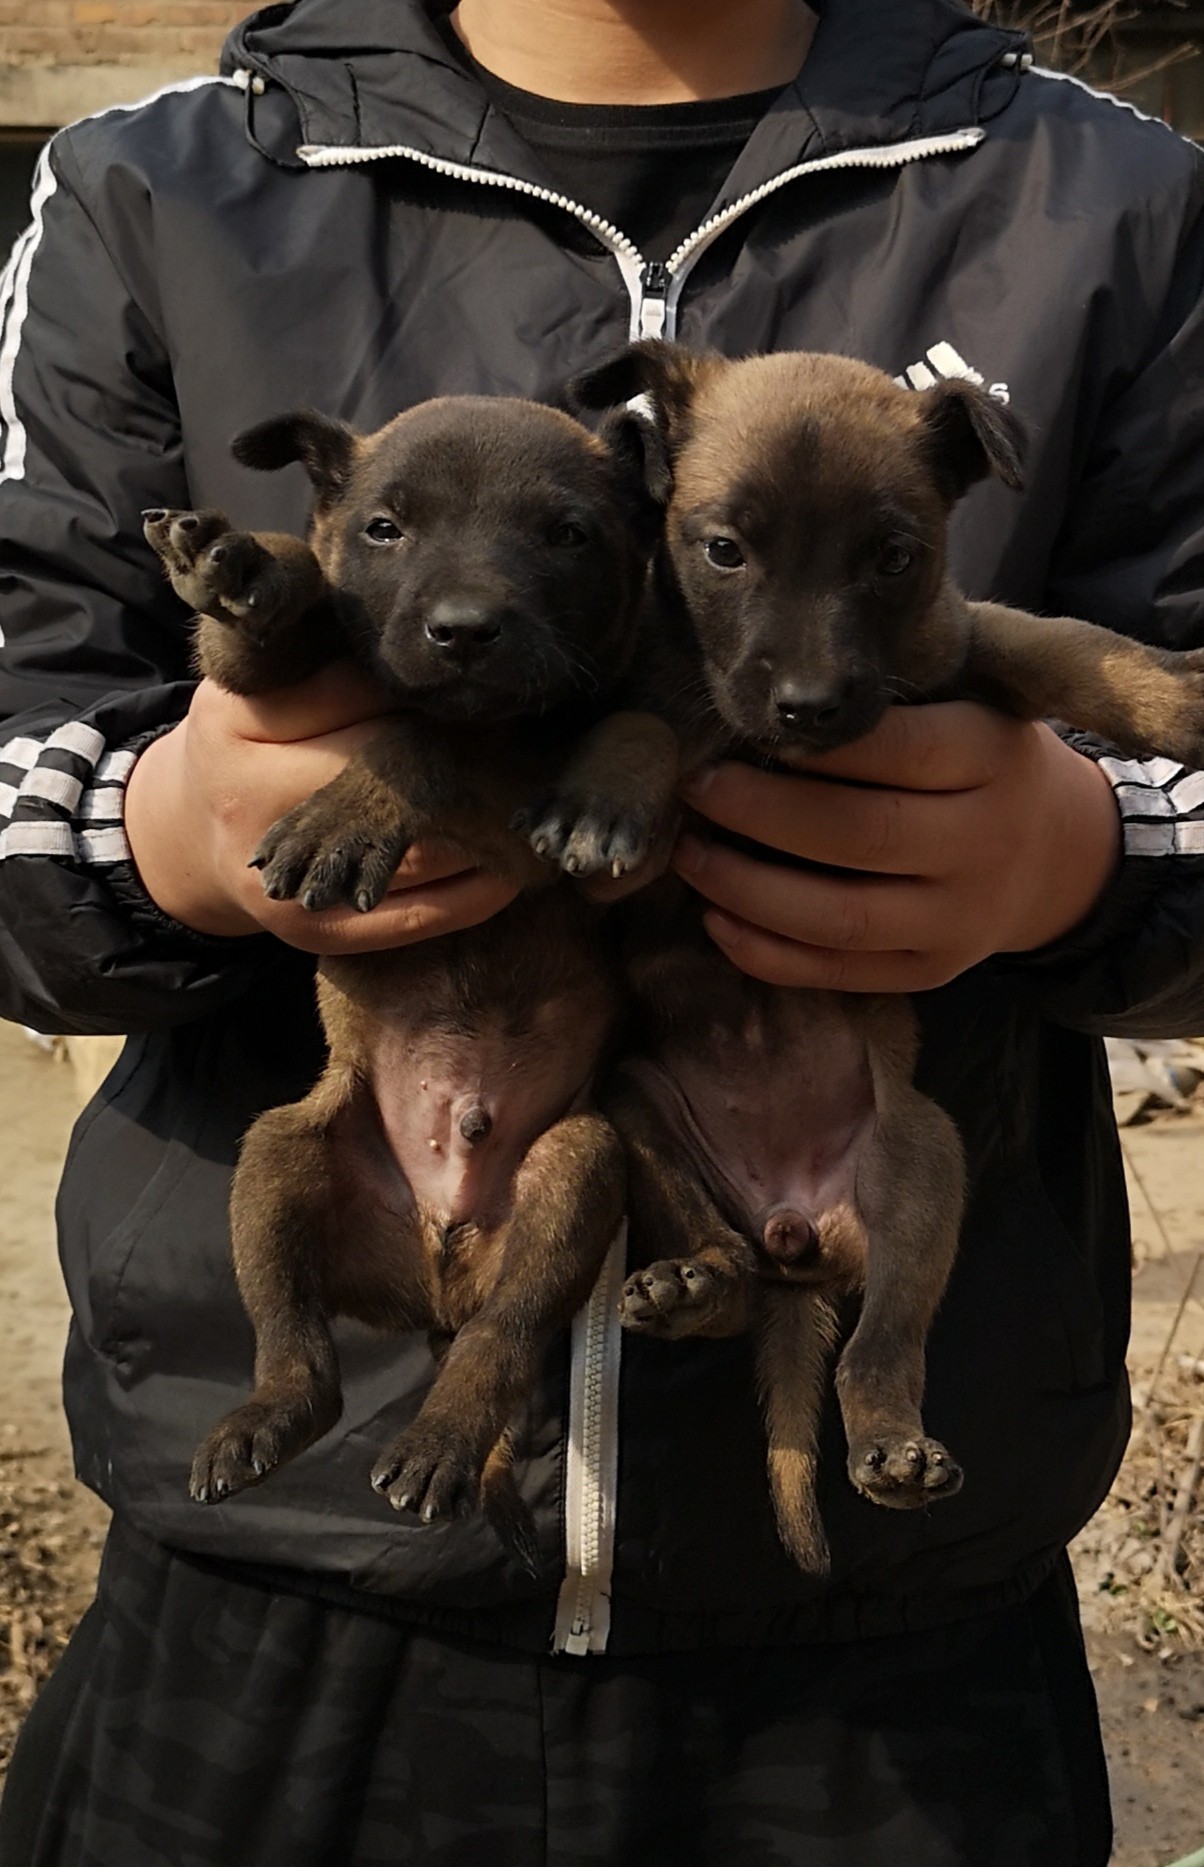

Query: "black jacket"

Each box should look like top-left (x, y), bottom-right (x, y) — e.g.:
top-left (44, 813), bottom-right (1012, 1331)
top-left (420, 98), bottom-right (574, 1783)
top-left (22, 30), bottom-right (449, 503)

top-left (2, 0), bottom-right (1204, 1655)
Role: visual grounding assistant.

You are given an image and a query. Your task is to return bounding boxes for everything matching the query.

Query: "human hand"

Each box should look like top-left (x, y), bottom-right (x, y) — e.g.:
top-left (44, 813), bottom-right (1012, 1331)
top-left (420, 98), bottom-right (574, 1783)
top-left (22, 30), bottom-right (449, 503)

top-left (672, 702), bottom-right (1121, 991)
top-left (124, 663), bottom-right (519, 952)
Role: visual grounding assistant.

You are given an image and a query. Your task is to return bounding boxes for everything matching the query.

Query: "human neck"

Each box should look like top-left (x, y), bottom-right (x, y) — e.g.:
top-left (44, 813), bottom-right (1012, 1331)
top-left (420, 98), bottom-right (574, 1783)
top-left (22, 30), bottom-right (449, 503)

top-left (448, 0), bottom-right (818, 105)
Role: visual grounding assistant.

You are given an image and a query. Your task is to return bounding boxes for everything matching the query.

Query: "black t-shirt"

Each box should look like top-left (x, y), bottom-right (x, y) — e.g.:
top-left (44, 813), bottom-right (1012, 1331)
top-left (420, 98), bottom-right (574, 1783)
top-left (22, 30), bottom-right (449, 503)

top-left (434, 15), bottom-right (781, 261)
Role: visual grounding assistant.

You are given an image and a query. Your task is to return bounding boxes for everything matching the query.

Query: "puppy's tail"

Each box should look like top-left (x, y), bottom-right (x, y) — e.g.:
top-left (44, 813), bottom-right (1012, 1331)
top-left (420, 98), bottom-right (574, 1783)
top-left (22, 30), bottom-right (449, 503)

top-left (756, 1286), bottom-right (839, 1577)
top-left (481, 1430), bottom-right (541, 1579)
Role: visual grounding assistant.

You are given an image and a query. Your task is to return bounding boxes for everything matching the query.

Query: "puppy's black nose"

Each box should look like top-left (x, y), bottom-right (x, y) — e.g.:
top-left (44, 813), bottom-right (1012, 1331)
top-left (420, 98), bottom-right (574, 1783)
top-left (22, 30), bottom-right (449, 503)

top-left (773, 680), bottom-right (849, 732)
top-left (425, 598), bottom-right (503, 656)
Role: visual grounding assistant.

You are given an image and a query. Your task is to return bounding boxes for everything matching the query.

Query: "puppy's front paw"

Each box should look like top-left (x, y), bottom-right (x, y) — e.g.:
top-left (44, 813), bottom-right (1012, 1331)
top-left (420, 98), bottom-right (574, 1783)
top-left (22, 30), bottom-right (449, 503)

top-left (371, 1420), bottom-right (483, 1521)
top-left (847, 1433), bottom-right (962, 1509)
top-left (252, 790), bottom-right (412, 912)
top-left (144, 510), bottom-right (279, 626)
top-left (619, 1258), bottom-right (730, 1338)
top-left (514, 791), bottom-right (657, 880)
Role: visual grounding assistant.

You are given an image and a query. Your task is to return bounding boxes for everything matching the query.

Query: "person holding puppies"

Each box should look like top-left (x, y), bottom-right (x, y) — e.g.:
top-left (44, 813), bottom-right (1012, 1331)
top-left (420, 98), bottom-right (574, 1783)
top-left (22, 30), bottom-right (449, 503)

top-left (0, 0), bottom-right (1201, 1860)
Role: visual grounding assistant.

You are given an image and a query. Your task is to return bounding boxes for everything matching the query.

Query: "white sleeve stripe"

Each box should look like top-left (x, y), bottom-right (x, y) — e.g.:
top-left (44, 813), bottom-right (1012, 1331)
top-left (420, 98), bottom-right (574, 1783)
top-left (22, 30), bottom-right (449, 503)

top-left (46, 719), bottom-right (105, 760)
top-left (1112, 784), bottom-right (1174, 818)
top-left (1170, 769), bottom-right (1204, 813)
top-left (0, 146), bottom-right (57, 489)
top-left (1098, 753), bottom-right (1186, 789)
top-left (79, 785), bottom-right (126, 821)
top-left (0, 821), bottom-right (131, 864)
top-left (18, 765), bottom-right (83, 810)
top-left (95, 747), bottom-right (138, 784)
top-left (77, 825), bottom-right (130, 865)
top-left (0, 76), bottom-right (239, 509)
top-left (0, 822), bottom-right (76, 859)
top-left (1100, 753), bottom-right (1204, 859)
top-left (0, 735), bottom-right (47, 774)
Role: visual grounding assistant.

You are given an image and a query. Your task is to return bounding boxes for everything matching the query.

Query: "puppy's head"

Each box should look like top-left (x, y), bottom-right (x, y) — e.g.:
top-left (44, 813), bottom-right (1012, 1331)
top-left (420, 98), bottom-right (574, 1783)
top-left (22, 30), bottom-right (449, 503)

top-left (232, 397), bottom-right (657, 722)
top-left (572, 341), bottom-right (1023, 752)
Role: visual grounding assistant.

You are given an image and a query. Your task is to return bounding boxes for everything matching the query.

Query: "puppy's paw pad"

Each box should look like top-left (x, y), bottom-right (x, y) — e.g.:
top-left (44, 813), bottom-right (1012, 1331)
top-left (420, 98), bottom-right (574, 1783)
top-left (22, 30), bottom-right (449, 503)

top-left (146, 511), bottom-right (288, 628)
top-left (618, 1258), bottom-right (722, 1337)
top-left (143, 507), bottom-right (230, 572)
top-left (849, 1434), bottom-right (962, 1509)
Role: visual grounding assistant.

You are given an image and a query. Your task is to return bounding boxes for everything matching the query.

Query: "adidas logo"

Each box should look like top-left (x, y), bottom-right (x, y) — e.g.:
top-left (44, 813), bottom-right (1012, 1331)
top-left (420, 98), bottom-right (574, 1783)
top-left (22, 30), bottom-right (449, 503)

top-left (893, 341), bottom-right (1010, 405)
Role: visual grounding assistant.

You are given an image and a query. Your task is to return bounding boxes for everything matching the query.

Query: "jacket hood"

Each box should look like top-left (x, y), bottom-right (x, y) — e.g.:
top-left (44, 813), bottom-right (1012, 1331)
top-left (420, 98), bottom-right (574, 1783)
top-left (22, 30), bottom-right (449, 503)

top-left (221, 0), bottom-right (1027, 187)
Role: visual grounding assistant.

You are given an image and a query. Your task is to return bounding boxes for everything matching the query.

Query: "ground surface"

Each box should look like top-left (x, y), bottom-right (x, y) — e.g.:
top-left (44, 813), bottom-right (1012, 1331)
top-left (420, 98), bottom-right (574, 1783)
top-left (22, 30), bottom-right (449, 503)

top-left (0, 1018), bottom-right (1200, 1859)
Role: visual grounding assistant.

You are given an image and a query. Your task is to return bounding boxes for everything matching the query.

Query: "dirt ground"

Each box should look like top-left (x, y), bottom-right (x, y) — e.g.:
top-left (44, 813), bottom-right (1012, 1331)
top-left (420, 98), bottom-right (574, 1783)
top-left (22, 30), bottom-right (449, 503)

top-left (0, 1019), bottom-right (1201, 1860)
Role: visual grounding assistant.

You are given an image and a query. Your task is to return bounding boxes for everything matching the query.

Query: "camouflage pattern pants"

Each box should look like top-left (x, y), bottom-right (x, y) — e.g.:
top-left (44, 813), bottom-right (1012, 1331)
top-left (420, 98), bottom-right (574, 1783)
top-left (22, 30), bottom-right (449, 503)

top-left (0, 1522), bottom-right (1110, 1866)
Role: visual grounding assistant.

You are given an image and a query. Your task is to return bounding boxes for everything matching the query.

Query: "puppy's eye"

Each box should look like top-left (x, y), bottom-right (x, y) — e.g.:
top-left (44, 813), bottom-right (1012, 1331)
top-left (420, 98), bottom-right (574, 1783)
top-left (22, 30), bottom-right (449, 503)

top-left (878, 542), bottom-right (914, 577)
top-left (550, 520), bottom-right (589, 549)
top-left (364, 516), bottom-right (404, 545)
top-left (704, 536), bottom-right (745, 571)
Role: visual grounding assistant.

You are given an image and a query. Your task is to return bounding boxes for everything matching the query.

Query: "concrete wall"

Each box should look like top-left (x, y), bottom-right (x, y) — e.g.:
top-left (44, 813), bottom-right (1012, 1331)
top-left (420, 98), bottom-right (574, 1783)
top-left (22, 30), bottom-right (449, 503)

top-left (0, 2), bottom-right (250, 127)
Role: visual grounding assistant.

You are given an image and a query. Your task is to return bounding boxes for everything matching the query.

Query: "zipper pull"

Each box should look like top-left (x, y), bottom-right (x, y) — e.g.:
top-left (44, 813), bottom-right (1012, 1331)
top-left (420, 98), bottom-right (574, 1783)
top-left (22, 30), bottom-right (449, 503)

top-left (638, 262), bottom-right (671, 340)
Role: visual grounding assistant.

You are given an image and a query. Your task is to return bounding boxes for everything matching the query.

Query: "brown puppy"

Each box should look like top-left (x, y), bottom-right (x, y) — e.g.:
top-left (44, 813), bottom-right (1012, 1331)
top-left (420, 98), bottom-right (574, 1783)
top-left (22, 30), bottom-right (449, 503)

top-left (144, 395), bottom-right (664, 1569)
top-left (552, 341), bottom-right (1204, 1574)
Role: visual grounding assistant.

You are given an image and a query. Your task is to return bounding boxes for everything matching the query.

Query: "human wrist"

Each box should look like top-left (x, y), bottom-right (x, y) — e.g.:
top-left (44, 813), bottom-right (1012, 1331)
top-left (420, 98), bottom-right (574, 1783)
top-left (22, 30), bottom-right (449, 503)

top-left (124, 724), bottom-right (260, 938)
top-left (1000, 734), bottom-right (1122, 954)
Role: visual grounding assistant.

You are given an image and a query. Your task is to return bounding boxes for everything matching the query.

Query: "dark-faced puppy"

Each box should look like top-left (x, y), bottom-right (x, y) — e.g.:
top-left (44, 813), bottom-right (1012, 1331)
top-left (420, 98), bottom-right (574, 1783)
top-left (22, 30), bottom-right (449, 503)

top-left (144, 395), bottom-right (664, 1570)
top-left (554, 340), bottom-right (1204, 1575)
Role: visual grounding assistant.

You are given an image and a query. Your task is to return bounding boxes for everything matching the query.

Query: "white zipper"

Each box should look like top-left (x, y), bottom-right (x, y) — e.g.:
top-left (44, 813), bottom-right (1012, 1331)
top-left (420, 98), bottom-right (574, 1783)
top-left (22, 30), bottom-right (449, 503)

top-left (655, 128), bottom-right (985, 334)
top-left (298, 127), bottom-right (983, 344)
top-left (297, 124), bottom-right (985, 1653)
top-left (551, 1223), bottom-right (627, 1655)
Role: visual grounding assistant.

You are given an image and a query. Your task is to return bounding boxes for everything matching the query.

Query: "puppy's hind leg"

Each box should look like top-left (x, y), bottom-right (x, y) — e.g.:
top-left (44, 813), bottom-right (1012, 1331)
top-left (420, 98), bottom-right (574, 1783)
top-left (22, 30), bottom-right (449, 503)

top-left (835, 1071), bottom-right (966, 1512)
top-left (190, 1088), bottom-right (382, 1503)
top-left (372, 1111), bottom-right (626, 1534)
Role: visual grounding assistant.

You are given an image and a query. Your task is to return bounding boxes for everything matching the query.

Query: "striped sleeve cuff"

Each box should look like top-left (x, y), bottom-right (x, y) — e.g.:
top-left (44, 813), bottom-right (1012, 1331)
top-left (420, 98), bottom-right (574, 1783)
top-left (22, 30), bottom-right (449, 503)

top-left (1097, 753), bottom-right (1204, 857)
top-left (0, 719), bottom-right (135, 866)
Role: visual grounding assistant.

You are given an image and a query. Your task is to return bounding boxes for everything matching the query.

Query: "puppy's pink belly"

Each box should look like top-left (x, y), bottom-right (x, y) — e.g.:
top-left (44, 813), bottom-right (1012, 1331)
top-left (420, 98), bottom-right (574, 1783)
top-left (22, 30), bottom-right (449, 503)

top-left (366, 1015), bottom-right (602, 1231)
top-left (630, 999), bottom-right (876, 1244)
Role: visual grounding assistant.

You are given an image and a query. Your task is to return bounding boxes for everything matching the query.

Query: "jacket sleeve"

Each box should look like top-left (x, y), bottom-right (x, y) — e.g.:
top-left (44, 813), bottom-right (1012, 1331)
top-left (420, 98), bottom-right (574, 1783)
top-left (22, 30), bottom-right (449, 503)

top-left (0, 130), bottom-right (268, 1035)
top-left (999, 158), bottom-right (1204, 1039)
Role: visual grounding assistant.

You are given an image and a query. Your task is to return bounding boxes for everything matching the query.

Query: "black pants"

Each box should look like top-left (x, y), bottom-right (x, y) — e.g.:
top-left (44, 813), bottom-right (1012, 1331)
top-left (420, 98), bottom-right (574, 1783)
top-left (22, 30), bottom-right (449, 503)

top-left (0, 1521), bottom-right (1111, 1867)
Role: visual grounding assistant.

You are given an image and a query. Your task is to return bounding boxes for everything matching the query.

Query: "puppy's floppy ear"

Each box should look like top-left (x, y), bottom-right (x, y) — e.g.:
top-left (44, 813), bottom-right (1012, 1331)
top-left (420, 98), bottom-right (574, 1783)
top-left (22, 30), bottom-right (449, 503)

top-left (569, 340), bottom-right (717, 436)
top-left (600, 409), bottom-right (673, 542)
top-left (919, 380), bottom-right (1025, 501)
top-left (231, 410), bottom-right (358, 505)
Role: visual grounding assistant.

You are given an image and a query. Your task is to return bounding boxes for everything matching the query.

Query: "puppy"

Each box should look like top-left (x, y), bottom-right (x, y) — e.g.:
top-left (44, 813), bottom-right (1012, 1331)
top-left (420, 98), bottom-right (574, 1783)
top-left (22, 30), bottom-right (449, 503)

top-left (545, 340), bottom-right (1204, 1574)
top-left (144, 394), bottom-right (665, 1568)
